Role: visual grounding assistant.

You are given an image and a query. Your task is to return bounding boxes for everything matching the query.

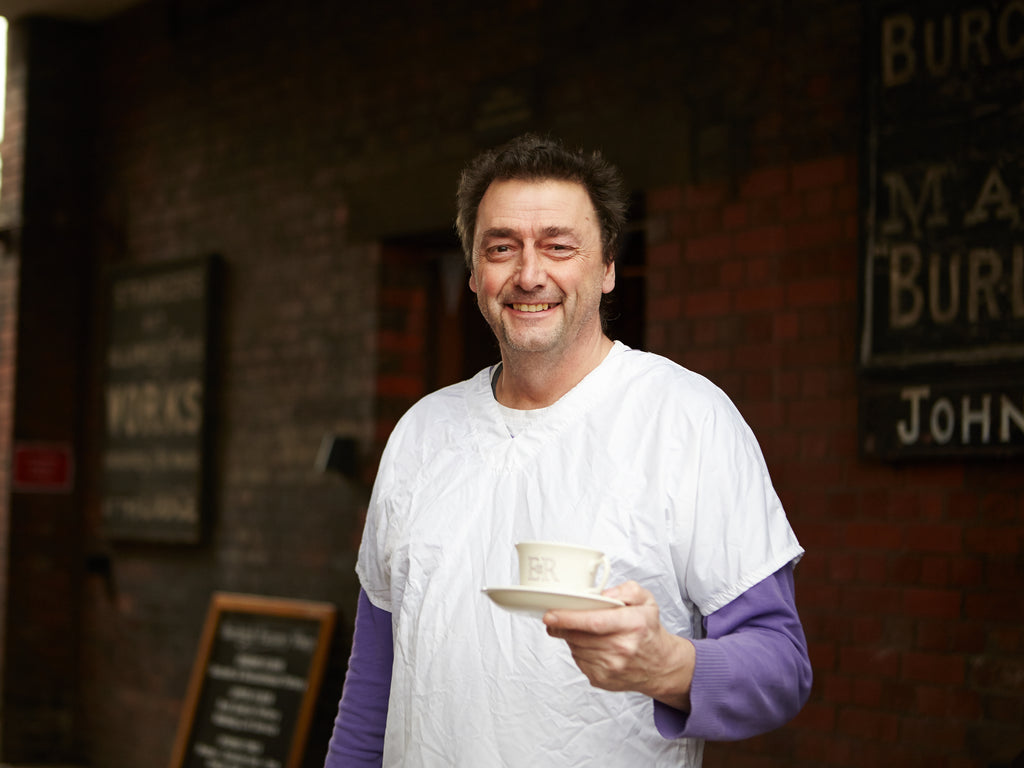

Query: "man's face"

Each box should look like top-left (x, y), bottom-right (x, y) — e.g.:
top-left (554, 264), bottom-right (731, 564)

top-left (469, 179), bottom-right (615, 358)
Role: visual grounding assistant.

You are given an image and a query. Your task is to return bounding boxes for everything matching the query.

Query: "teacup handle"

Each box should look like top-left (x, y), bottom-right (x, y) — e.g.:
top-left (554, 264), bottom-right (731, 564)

top-left (594, 554), bottom-right (610, 592)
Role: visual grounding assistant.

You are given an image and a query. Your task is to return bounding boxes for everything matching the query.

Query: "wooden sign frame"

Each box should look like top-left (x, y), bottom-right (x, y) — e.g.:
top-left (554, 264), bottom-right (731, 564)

top-left (169, 593), bottom-right (336, 768)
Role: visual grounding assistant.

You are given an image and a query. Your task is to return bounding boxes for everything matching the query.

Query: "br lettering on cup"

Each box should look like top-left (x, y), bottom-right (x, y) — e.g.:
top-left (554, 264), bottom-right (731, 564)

top-left (528, 556), bottom-right (559, 584)
top-left (516, 541), bottom-right (610, 594)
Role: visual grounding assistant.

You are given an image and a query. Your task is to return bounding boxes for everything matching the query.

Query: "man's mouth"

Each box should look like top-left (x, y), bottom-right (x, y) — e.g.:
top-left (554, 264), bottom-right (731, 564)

top-left (511, 303), bottom-right (555, 312)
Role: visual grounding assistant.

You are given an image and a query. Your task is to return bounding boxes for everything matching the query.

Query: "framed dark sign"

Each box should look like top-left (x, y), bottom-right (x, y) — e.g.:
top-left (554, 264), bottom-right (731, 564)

top-left (860, 1), bottom-right (1024, 457)
top-left (169, 593), bottom-right (337, 768)
top-left (101, 255), bottom-right (219, 541)
top-left (861, 375), bottom-right (1024, 457)
top-left (861, 0), bottom-right (1024, 367)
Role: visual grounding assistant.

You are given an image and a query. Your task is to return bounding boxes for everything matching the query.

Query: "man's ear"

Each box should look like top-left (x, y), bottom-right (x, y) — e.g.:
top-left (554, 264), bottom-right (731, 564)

top-left (469, 270), bottom-right (478, 294)
top-left (602, 260), bottom-right (616, 294)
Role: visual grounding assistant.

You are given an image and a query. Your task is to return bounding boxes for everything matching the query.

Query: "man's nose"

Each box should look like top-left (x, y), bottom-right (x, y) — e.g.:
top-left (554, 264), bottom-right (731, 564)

top-left (515, 244), bottom-right (546, 289)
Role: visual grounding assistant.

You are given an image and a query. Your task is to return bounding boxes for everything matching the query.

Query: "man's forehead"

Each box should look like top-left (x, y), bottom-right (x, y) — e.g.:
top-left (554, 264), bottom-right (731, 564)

top-left (482, 176), bottom-right (589, 199)
top-left (476, 178), bottom-right (596, 231)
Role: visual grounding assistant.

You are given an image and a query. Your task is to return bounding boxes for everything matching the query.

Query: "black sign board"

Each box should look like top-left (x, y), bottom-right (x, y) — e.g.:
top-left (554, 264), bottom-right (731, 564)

top-left (860, 0), bottom-right (1024, 457)
top-left (169, 593), bottom-right (336, 768)
top-left (861, 375), bottom-right (1024, 458)
top-left (101, 256), bottom-right (218, 541)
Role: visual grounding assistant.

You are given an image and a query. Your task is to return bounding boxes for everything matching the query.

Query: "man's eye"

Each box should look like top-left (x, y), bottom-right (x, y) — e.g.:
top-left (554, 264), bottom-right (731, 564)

top-left (484, 244), bottom-right (514, 259)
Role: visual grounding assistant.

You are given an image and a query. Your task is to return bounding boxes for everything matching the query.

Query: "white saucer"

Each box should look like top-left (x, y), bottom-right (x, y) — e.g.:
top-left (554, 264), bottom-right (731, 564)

top-left (482, 585), bottom-right (624, 616)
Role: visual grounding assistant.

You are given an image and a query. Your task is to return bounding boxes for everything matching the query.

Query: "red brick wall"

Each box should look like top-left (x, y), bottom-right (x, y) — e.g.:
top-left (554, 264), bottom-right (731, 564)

top-left (647, 160), bottom-right (1024, 767)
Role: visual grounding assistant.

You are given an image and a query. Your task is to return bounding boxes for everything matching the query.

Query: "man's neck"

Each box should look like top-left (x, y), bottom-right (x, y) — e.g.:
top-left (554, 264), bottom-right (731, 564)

top-left (494, 333), bottom-right (615, 410)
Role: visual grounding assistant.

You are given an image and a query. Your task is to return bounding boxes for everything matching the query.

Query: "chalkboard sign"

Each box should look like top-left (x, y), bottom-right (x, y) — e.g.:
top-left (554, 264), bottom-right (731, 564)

top-left (169, 593), bottom-right (336, 768)
top-left (101, 255), bottom-right (219, 542)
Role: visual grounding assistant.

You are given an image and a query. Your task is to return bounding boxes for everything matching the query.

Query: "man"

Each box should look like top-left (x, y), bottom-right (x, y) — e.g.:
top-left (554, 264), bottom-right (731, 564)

top-left (325, 134), bottom-right (811, 766)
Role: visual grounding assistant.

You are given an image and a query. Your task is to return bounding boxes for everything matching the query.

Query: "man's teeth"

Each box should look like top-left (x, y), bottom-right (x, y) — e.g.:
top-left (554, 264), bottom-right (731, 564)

top-left (512, 303), bottom-right (551, 312)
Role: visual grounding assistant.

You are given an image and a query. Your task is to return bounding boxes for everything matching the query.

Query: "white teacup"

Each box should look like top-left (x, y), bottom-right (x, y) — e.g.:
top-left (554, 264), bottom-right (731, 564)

top-left (515, 541), bottom-right (610, 594)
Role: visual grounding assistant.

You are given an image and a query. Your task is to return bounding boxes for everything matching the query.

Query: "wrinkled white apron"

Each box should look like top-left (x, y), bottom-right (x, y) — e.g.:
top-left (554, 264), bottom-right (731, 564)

top-left (359, 343), bottom-right (803, 767)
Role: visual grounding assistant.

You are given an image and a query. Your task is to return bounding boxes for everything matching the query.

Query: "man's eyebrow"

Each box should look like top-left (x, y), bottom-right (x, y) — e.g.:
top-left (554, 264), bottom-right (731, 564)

top-left (541, 225), bottom-right (579, 239)
top-left (479, 227), bottom-right (518, 241)
top-left (480, 225), bottom-right (579, 239)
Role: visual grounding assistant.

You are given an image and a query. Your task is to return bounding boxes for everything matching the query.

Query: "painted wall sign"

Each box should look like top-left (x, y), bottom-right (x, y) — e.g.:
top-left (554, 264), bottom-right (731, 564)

top-left (860, 0), bottom-right (1024, 457)
top-left (169, 593), bottom-right (336, 768)
top-left (101, 255), bottom-right (218, 541)
top-left (861, 377), bottom-right (1024, 457)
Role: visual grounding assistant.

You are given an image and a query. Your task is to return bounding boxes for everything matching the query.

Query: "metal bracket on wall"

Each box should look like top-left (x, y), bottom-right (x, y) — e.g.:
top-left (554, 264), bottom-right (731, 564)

top-left (315, 434), bottom-right (360, 479)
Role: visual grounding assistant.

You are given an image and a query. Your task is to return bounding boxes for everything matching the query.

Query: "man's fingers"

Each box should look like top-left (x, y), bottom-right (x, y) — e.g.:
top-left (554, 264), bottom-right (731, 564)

top-left (543, 607), bottom-right (615, 636)
top-left (544, 602), bottom-right (639, 634)
top-left (601, 580), bottom-right (649, 606)
top-left (544, 581), bottom-right (653, 629)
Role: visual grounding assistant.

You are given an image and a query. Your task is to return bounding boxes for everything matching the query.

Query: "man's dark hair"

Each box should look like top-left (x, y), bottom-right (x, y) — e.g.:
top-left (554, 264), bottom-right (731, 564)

top-left (455, 134), bottom-right (627, 270)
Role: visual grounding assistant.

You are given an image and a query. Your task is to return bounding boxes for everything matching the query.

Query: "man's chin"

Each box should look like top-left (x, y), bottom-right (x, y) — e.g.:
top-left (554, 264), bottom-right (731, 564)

top-left (499, 329), bottom-right (562, 355)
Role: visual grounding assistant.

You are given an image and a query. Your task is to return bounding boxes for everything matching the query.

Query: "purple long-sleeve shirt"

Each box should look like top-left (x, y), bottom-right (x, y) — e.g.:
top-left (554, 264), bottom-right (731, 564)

top-left (325, 564), bottom-right (810, 766)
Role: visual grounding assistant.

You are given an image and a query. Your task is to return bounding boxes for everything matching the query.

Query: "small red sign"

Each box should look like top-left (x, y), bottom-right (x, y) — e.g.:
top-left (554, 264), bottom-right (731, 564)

top-left (12, 443), bottom-right (74, 493)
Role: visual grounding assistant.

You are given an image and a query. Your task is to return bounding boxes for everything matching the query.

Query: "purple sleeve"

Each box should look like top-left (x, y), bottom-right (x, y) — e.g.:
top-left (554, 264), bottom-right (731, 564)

top-left (653, 563), bottom-right (812, 741)
top-left (324, 589), bottom-right (393, 768)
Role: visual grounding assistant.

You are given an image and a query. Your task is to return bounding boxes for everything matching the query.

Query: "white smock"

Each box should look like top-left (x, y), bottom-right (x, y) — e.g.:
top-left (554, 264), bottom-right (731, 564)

top-left (357, 342), bottom-right (803, 767)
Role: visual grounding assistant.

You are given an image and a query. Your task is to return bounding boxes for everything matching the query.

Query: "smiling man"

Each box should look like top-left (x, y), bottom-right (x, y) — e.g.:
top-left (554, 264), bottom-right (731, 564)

top-left (470, 177), bottom-right (615, 408)
top-left (325, 134), bottom-right (811, 767)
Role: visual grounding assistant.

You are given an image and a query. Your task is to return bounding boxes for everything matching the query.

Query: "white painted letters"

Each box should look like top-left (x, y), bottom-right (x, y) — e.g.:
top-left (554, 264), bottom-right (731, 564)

top-left (881, 166), bottom-right (949, 238)
top-left (963, 166), bottom-right (1020, 227)
top-left (882, 2), bottom-right (1024, 87)
top-left (897, 386), bottom-right (1024, 445)
top-left (106, 379), bottom-right (203, 437)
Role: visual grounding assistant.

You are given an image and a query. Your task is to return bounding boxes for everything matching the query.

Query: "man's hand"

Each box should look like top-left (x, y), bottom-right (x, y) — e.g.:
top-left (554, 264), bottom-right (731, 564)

top-left (542, 581), bottom-right (696, 711)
